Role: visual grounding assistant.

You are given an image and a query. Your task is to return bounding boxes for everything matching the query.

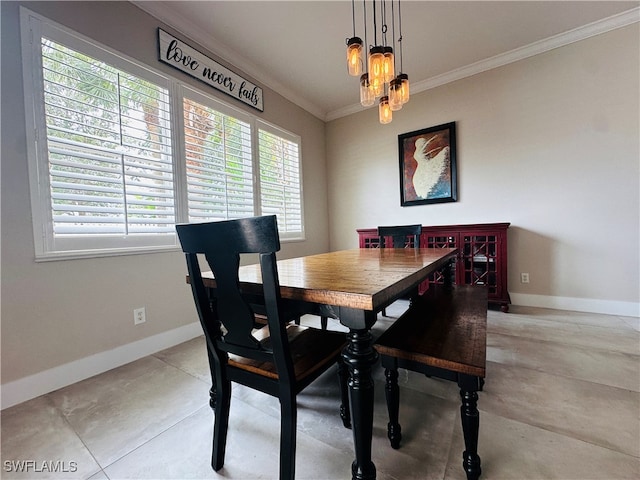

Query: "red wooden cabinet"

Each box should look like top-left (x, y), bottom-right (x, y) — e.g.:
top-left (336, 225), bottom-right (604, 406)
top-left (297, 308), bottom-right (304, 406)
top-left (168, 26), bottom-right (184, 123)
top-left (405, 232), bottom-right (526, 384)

top-left (357, 223), bottom-right (511, 312)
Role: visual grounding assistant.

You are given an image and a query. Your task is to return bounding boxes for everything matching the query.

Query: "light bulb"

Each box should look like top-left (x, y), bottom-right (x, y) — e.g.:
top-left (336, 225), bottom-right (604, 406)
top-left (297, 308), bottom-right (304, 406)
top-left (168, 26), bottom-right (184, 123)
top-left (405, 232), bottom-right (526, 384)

top-left (379, 96), bottom-right (392, 124)
top-left (360, 73), bottom-right (375, 107)
top-left (368, 46), bottom-right (385, 89)
top-left (398, 73), bottom-right (410, 104)
top-left (346, 37), bottom-right (363, 76)
top-left (382, 47), bottom-right (395, 83)
top-left (389, 78), bottom-right (403, 111)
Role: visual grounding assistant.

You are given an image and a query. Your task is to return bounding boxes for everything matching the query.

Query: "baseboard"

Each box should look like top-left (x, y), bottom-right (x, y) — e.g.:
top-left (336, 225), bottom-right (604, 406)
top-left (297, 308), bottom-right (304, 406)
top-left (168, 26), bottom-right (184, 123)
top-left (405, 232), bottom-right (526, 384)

top-left (1, 322), bottom-right (203, 410)
top-left (510, 293), bottom-right (640, 318)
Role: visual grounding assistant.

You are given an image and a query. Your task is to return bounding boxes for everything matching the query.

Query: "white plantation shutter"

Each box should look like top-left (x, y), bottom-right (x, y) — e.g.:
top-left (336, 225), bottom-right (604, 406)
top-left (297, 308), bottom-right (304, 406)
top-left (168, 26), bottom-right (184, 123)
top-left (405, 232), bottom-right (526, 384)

top-left (258, 126), bottom-right (303, 237)
top-left (183, 96), bottom-right (254, 222)
top-left (42, 40), bottom-right (174, 237)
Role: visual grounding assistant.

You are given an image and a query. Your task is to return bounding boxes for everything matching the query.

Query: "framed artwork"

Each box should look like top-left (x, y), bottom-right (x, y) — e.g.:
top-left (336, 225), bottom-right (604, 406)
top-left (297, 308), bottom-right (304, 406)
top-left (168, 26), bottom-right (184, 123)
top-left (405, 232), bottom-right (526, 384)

top-left (398, 122), bottom-right (457, 206)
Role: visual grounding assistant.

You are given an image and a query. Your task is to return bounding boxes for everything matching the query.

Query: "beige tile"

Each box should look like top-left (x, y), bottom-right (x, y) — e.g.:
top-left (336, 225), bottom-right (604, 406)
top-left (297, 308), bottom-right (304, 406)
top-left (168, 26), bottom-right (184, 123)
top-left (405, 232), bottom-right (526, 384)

top-left (87, 471), bottom-right (109, 480)
top-left (481, 362), bottom-right (640, 457)
top-left (445, 409), bottom-right (640, 479)
top-left (488, 311), bottom-right (640, 355)
top-left (104, 399), bottom-right (359, 480)
top-left (154, 335), bottom-right (211, 383)
top-left (371, 385), bottom-right (457, 480)
top-left (1, 396), bottom-right (100, 479)
top-left (619, 315), bottom-right (640, 332)
top-left (506, 306), bottom-right (633, 330)
top-left (487, 332), bottom-right (640, 391)
top-left (47, 356), bottom-right (209, 467)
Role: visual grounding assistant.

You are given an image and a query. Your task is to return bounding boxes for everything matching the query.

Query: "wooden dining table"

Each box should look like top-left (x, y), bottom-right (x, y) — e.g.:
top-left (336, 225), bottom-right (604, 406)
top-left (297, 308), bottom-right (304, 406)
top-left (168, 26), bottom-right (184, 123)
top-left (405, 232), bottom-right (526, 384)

top-left (199, 247), bottom-right (458, 480)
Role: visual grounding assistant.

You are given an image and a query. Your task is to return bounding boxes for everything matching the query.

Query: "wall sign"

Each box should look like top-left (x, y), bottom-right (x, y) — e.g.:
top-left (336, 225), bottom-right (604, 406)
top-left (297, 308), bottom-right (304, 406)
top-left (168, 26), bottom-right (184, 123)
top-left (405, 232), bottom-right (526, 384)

top-left (158, 28), bottom-right (263, 112)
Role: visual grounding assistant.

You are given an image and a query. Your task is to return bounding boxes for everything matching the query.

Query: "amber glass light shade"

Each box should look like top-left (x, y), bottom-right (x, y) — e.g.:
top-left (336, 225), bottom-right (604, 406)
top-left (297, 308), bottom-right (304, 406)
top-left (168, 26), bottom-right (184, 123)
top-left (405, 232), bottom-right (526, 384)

top-left (398, 73), bottom-right (410, 104)
top-left (389, 78), bottom-right (403, 111)
top-left (347, 37), bottom-right (363, 76)
top-left (370, 75), bottom-right (384, 98)
top-left (379, 96), bottom-right (392, 124)
top-left (360, 73), bottom-right (375, 107)
top-left (382, 46), bottom-right (395, 83)
top-left (368, 46), bottom-right (385, 89)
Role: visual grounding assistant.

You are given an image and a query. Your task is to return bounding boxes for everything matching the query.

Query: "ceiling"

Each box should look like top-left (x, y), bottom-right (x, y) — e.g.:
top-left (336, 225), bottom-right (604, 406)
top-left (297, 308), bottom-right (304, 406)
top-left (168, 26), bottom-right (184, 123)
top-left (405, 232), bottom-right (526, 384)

top-left (134, 1), bottom-right (639, 121)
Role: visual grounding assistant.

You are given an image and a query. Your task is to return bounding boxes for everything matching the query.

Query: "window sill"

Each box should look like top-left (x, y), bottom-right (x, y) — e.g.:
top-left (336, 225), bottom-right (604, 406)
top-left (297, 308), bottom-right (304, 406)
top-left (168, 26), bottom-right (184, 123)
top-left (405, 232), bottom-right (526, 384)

top-left (34, 245), bottom-right (182, 262)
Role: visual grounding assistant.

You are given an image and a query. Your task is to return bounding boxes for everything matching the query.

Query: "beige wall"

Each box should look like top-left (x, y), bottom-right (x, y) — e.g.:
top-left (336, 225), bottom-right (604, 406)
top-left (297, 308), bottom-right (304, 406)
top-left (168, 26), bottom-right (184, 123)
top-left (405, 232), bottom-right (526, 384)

top-left (1, 2), bottom-right (329, 403)
top-left (327, 24), bottom-right (639, 314)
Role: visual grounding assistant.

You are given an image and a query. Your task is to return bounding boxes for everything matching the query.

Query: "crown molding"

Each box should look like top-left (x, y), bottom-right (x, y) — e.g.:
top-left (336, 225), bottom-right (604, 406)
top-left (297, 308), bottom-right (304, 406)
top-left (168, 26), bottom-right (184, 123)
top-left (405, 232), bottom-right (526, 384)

top-left (132, 1), bottom-right (326, 120)
top-left (133, 2), bottom-right (638, 123)
top-left (326, 7), bottom-right (640, 122)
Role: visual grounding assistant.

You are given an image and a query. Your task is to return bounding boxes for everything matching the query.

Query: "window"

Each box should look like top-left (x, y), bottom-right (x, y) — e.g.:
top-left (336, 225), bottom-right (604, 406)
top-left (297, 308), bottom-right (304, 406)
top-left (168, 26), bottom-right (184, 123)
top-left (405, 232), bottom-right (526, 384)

top-left (258, 126), bottom-right (303, 234)
top-left (41, 39), bottom-right (175, 243)
top-left (21, 9), bottom-right (304, 260)
top-left (182, 92), bottom-right (254, 222)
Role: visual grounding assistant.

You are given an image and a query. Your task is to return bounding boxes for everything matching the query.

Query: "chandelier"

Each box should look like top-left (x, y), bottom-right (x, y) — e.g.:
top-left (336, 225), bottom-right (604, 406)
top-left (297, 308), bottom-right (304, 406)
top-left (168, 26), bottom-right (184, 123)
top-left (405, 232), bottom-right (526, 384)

top-left (346, 0), bottom-right (410, 124)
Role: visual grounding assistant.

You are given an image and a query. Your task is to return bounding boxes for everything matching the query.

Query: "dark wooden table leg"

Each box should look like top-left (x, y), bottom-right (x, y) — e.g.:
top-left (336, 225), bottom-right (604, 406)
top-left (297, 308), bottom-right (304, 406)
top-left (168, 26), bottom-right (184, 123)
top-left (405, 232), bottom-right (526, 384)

top-left (341, 323), bottom-right (378, 480)
top-left (458, 375), bottom-right (482, 480)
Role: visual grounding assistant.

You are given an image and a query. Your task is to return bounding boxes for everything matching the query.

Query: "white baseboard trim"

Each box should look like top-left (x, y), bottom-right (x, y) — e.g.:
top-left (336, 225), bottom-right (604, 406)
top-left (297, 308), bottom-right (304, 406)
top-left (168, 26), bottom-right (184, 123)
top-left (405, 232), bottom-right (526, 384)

top-left (1, 322), bottom-right (203, 410)
top-left (510, 293), bottom-right (640, 318)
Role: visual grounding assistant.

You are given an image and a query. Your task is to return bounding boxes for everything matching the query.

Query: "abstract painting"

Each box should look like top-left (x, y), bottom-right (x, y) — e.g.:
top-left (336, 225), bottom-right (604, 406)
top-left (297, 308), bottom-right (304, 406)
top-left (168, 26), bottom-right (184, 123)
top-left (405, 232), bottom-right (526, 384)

top-left (399, 122), bottom-right (457, 206)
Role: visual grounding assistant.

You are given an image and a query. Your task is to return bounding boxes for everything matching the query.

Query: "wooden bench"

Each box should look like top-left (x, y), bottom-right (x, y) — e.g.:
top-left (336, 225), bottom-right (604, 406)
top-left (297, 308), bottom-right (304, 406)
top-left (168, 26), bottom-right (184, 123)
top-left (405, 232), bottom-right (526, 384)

top-left (374, 285), bottom-right (488, 480)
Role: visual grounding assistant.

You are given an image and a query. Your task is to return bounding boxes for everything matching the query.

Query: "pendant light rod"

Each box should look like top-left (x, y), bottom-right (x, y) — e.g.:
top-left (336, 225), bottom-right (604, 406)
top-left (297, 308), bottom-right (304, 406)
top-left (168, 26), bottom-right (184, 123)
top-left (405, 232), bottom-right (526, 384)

top-left (398, 0), bottom-right (403, 73)
top-left (381, 0), bottom-right (386, 46)
top-left (391, 0), bottom-right (396, 70)
top-left (363, 0), bottom-right (368, 70)
top-left (351, 0), bottom-right (357, 36)
top-left (372, 0), bottom-right (377, 45)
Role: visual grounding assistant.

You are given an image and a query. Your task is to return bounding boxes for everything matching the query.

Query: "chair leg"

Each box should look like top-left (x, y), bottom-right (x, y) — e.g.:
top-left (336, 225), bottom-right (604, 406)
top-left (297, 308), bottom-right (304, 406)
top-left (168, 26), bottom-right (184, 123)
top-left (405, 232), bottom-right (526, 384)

top-left (211, 378), bottom-right (231, 471)
top-left (320, 316), bottom-right (328, 330)
top-left (459, 379), bottom-right (482, 480)
top-left (279, 391), bottom-right (297, 480)
top-left (382, 308), bottom-right (387, 317)
top-left (384, 367), bottom-right (402, 449)
top-left (337, 358), bottom-right (351, 428)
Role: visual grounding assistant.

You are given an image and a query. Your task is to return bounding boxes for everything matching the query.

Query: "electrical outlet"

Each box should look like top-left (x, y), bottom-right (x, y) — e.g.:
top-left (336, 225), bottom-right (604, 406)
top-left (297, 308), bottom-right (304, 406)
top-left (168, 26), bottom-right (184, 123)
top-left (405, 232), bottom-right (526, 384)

top-left (134, 307), bottom-right (146, 325)
top-left (520, 273), bottom-right (530, 284)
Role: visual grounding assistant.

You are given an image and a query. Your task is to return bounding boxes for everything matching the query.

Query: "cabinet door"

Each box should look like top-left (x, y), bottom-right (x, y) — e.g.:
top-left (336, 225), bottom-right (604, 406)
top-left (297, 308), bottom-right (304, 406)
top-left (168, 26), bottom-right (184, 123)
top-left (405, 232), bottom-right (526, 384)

top-left (422, 232), bottom-right (458, 285)
top-left (461, 231), bottom-right (503, 298)
top-left (362, 234), bottom-right (381, 248)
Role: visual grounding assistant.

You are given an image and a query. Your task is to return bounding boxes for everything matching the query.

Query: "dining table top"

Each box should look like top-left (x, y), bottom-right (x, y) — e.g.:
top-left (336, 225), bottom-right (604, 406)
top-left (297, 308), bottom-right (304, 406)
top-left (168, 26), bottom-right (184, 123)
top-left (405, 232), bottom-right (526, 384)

top-left (199, 247), bottom-right (458, 312)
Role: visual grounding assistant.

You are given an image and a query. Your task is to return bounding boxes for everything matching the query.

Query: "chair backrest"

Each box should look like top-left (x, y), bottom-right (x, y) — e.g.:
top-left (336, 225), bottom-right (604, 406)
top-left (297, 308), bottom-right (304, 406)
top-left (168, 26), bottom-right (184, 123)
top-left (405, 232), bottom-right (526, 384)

top-left (377, 224), bottom-right (422, 248)
top-left (176, 215), bottom-right (294, 382)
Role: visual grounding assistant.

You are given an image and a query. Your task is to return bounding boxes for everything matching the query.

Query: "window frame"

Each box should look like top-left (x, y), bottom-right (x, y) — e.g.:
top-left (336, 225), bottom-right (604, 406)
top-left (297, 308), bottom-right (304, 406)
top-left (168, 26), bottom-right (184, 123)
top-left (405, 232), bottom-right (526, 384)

top-left (21, 8), bottom-right (305, 261)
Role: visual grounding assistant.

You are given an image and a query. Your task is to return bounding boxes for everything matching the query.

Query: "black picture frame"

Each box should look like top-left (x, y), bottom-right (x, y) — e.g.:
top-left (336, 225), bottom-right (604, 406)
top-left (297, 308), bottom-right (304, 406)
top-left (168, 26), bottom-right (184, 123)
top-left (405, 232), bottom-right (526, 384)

top-left (399, 122), bottom-right (457, 206)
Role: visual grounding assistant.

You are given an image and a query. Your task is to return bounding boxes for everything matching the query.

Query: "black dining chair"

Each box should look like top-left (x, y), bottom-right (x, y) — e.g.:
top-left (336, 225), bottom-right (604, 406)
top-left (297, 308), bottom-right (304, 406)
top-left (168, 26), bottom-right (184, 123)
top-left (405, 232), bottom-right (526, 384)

top-left (176, 215), bottom-right (350, 480)
top-left (377, 224), bottom-right (422, 249)
top-left (376, 224), bottom-right (422, 316)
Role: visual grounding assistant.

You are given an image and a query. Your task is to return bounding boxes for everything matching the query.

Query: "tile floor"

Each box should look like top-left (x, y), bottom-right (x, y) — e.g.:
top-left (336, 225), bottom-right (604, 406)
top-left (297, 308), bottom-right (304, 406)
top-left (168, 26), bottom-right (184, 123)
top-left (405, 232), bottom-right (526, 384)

top-left (2, 303), bottom-right (639, 479)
